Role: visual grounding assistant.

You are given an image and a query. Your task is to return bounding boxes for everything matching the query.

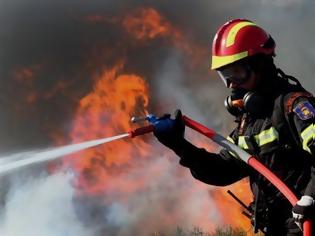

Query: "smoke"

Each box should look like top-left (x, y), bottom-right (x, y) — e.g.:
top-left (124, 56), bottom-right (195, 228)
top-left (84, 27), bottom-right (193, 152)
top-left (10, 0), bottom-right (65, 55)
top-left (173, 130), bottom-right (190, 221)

top-left (0, 172), bottom-right (96, 236)
top-left (73, 156), bottom-right (221, 236)
top-left (152, 51), bottom-right (231, 134)
top-left (1, 0), bottom-right (315, 235)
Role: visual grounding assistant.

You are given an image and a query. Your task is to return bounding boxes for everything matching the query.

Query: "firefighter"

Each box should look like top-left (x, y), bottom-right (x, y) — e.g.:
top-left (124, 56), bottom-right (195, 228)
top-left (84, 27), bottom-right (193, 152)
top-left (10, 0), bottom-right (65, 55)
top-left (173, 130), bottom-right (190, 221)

top-left (153, 19), bottom-right (315, 235)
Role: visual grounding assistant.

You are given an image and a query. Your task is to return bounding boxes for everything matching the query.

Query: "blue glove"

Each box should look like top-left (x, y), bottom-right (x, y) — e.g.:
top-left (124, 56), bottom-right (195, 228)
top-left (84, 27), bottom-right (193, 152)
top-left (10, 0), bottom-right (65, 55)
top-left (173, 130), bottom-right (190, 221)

top-left (292, 195), bottom-right (315, 226)
top-left (148, 109), bottom-right (185, 150)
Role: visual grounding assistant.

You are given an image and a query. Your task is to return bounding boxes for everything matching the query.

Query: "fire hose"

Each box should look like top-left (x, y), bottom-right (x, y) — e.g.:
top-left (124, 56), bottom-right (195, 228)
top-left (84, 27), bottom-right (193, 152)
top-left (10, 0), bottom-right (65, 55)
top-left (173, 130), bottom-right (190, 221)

top-left (128, 114), bottom-right (312, 236)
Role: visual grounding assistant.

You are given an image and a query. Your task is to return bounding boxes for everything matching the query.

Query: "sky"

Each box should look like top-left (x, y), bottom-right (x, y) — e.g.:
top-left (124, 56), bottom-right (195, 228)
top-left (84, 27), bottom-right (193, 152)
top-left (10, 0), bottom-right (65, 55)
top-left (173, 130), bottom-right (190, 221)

top-left (1, 0), bottom-right (315, 235)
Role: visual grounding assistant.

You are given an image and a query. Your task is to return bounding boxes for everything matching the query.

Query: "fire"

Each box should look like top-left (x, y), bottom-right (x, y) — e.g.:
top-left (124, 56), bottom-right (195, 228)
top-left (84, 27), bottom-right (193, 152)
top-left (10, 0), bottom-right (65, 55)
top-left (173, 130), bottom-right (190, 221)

top-left (65, 62), bottom-right (151, 194)
top-left (121, 7), bottom-right (206, 68)
top-left (122, 7), bottom-right (196, 55)
top-left (122, 7), bottom-right (175, 41)
top-left (84, 7), bottom-right (205, 59)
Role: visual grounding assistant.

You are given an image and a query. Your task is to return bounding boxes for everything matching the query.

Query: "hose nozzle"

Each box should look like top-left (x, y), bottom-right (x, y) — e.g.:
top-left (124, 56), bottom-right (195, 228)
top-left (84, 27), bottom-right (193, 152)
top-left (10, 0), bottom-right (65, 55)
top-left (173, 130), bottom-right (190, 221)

top-left (130, 116), bottom-right (148, 123)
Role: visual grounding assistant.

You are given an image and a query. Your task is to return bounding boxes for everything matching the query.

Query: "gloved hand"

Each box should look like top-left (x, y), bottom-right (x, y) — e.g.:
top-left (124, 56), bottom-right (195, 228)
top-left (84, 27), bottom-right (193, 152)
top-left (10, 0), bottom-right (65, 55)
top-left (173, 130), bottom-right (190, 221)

top-left (292, 195), bottom-right (315, 225)
top-left (150, 109), bottom-right (185, 151)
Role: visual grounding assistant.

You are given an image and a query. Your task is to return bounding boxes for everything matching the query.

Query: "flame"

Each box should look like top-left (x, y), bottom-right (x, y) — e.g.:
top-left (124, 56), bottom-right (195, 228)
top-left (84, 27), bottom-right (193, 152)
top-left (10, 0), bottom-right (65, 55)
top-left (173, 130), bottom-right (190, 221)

top-left (84, 7), bottom-right (205, 60)
top-left (83, 8), bottom-right (175, 41)
top-left (122, 7), bottom-right (196, 55)
top-left (122, 7), bottom-right (207, 69)
top-left (122, 7), bottom-right (174, 41)
top-left (65, 62), bottom-right (150, 195)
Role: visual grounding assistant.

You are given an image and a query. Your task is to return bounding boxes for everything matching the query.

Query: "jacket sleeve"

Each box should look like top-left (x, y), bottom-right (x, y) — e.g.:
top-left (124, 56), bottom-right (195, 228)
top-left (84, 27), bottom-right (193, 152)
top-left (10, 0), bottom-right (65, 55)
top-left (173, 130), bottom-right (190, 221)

top-left (289, 96), bottom-right (315, 197)
top-left (170, 136), bottom-right (250, 186)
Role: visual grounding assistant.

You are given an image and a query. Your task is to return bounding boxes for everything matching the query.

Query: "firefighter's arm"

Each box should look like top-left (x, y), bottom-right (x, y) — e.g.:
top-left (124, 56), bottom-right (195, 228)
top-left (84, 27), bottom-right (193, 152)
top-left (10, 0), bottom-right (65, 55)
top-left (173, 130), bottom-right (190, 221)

top-left (290, 97), bottom-right (315, 197)
top-left (289, 97), bottom-right (315, 222)
top-left (176, 140), bottom-right (250, 186)
top-left (152, 110), bottom-right (249, 186)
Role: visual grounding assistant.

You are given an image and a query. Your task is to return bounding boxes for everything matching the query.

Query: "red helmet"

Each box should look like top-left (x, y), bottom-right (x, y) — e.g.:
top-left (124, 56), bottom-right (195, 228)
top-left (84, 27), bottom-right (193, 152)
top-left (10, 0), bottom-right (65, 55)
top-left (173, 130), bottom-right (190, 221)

top-left (211, 19), bottom-right (275, 70)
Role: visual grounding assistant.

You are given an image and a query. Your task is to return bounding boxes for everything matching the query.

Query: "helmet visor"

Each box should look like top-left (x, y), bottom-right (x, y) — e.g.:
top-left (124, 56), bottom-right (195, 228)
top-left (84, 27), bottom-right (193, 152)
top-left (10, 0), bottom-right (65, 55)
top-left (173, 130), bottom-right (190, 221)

top-left (217, 63), bottom-right (251, 87)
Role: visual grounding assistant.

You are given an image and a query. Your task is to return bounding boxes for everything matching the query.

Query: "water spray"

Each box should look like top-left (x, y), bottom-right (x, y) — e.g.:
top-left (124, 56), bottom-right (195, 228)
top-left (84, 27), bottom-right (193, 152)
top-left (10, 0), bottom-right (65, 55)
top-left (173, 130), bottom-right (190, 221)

top-left (0, 134), bottom-right (130, 175)
top-left (0, 116), bottom-right (155, 175)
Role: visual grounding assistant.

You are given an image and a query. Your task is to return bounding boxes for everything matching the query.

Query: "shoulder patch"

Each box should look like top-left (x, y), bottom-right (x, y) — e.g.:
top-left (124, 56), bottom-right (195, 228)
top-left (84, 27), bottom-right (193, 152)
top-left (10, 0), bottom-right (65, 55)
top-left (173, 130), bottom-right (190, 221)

top-left (293, 101), bottom-right (315, 120)
top-left (284, 91), bottom-right (313, 113)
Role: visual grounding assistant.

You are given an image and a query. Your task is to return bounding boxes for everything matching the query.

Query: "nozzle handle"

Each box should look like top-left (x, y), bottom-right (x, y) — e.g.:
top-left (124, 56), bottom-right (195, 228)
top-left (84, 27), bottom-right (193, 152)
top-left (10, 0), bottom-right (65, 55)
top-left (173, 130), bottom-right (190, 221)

top-left (128, 125), bottom-right (155, 138)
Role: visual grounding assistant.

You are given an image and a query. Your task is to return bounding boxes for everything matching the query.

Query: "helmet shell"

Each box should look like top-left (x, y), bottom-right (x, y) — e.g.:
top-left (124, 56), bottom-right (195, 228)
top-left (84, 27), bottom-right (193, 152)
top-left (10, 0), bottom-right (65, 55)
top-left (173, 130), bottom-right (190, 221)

top-left (211, 19), bottom-right (275, 70)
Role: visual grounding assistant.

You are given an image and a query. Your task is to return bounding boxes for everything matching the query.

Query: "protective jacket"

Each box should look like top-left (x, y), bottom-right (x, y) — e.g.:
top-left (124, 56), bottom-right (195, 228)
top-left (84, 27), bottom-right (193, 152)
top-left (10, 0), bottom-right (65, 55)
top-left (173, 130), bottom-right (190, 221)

top-left (171, 77), bottom-right (315, 235)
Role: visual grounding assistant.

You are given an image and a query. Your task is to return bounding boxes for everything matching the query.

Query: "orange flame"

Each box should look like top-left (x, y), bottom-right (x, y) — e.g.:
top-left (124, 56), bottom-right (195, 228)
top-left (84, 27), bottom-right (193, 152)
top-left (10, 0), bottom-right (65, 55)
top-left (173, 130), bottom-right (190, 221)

top-left (65, 62), bottom-right (151, 194)
top-left (84, 7), bottom-right (205, 60)
top-left (122, 7), bottom-right (196, 55)
top-left (122, 7), bottom-right (174, 40)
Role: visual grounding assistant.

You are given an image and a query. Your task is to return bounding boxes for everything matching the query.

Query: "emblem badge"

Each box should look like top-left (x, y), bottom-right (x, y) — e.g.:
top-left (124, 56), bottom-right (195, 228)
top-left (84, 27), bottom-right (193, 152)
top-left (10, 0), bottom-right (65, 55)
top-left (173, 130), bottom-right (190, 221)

top-left (293, 101), bottom-right (315, 120)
